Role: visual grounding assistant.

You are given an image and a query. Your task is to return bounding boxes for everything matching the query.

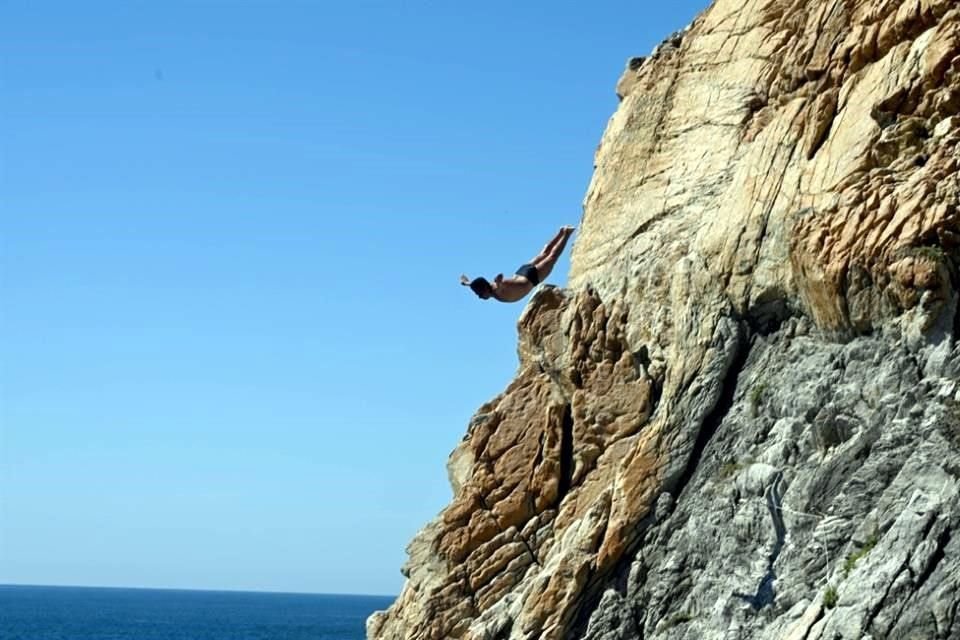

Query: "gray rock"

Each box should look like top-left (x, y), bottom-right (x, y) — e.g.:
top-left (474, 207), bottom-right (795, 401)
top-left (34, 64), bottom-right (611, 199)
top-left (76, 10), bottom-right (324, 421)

top-left (577, 329), bottom-right (960, 639)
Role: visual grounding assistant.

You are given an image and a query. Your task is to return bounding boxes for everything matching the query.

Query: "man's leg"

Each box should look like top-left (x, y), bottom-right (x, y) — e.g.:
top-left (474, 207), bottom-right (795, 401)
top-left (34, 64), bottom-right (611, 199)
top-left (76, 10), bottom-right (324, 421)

top-left (532, 227), bottom-right (574, 281)
top-left (536, 227), bottom-right (570, 261)
top-left (535, 227), bottom-right (573, 262)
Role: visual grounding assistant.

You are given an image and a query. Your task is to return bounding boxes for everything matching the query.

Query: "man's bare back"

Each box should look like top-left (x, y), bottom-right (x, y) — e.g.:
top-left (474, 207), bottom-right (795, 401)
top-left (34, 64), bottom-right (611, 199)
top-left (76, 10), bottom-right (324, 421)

top-left (461, 226), bottom-right (575, 303)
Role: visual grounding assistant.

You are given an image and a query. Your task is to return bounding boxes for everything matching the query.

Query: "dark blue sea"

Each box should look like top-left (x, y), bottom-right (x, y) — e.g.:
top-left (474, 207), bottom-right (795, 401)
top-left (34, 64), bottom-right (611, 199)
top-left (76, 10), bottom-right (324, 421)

top-left (0, 585), bottom-right (394, 640)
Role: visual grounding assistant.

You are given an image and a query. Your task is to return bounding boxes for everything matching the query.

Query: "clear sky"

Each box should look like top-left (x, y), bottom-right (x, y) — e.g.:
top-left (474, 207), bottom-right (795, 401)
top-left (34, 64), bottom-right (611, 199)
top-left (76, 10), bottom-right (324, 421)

top-left (1, 0), bottom-right (707, 596)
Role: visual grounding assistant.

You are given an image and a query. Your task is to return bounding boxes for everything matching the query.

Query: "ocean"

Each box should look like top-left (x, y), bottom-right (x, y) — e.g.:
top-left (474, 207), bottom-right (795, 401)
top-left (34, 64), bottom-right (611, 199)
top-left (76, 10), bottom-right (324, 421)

top-left (0, 585), bottom-right (394, 640)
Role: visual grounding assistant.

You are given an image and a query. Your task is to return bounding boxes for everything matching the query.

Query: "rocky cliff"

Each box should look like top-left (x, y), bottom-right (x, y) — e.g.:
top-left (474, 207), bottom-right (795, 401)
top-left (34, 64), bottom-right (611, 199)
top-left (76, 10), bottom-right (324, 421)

top-left (368, 0), bottom-right (960, 638)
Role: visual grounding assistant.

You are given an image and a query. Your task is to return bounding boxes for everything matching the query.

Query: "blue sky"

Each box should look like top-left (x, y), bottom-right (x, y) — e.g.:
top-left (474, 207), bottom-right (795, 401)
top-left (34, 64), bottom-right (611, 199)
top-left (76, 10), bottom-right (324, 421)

top-left (0, 1), bottom-right (707, 596)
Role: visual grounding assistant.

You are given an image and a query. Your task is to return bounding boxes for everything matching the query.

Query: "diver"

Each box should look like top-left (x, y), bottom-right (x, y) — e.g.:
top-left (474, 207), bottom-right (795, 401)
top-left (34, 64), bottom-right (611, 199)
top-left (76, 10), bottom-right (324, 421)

top-left (460, 225), bottom-right (575, 302)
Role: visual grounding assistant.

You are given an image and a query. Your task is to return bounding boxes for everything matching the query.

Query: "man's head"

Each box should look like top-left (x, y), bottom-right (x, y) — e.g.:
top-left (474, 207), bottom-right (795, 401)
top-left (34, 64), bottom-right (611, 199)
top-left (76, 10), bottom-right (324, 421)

top-left (460, 275), bottom-right (494, 300)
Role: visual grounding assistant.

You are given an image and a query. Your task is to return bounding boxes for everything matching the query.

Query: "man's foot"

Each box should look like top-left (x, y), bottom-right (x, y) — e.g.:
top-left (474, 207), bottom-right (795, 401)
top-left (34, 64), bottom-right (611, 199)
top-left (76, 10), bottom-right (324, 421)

top-left (563, 225), bottom-right (575, 233)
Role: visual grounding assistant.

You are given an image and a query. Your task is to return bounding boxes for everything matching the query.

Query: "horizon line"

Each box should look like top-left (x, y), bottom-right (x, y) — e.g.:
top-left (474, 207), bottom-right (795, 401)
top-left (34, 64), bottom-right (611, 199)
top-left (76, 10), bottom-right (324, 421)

top-left (0, 582), bottom-right (396, 600)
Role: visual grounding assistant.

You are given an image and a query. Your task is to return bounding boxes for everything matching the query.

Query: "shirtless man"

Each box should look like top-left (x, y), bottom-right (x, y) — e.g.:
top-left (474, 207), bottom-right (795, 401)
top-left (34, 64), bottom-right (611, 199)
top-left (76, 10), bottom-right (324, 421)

top-left (461, 225), bottom-right (575, 302)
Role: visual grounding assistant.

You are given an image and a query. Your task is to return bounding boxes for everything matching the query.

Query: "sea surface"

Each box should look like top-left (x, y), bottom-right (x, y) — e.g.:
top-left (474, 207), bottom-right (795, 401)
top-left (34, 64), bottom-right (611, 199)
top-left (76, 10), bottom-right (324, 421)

top-left (0, 585), bottom-right (394, 640)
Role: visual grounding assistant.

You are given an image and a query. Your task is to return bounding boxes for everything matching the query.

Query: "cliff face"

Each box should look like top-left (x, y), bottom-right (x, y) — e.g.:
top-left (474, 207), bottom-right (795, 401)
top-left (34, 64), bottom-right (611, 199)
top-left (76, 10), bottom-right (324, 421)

top-left (369, 1), bottom-right (960, 638)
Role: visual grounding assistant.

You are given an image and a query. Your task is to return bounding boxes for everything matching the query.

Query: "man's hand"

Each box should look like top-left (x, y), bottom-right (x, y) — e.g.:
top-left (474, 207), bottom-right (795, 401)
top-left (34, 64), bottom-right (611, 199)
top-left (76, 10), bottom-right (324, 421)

top-left (494, 273), bottom-right (504, 284)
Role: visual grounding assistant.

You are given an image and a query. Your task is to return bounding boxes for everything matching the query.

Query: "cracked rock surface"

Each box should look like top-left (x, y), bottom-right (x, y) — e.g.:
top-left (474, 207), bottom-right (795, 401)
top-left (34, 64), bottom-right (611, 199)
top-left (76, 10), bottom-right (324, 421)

top-left (369, 0), bottom-right (960, 638)
top-left (580, 323), bottom-right (960, 639)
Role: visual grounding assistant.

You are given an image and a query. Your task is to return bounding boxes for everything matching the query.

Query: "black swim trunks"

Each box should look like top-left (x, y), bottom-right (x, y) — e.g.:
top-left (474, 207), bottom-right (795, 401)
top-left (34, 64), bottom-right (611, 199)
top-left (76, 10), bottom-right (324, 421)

top-left (515, 263), bottom-right (541, 286)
